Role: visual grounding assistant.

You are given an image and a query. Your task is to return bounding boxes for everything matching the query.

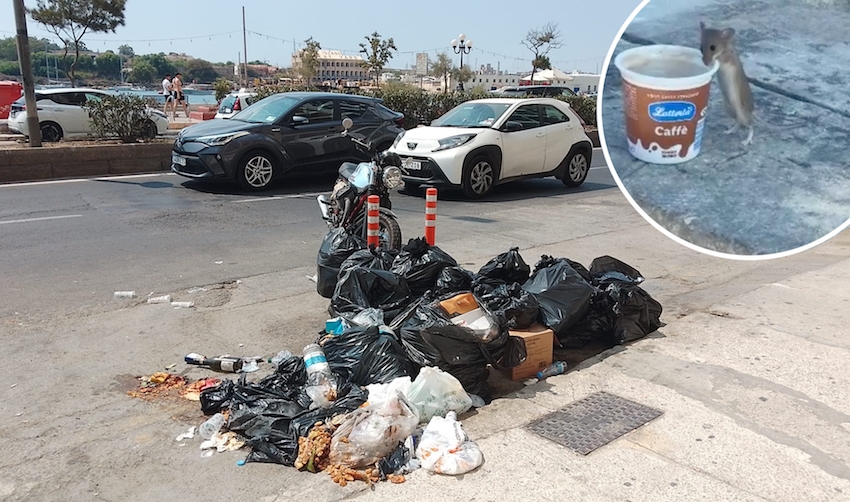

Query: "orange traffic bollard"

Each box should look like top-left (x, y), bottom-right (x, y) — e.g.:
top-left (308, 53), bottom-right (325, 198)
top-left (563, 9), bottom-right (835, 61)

top-left (425, 188), bottom-right (437, 246)
top-left (367, 195), bottom-right (380, 248)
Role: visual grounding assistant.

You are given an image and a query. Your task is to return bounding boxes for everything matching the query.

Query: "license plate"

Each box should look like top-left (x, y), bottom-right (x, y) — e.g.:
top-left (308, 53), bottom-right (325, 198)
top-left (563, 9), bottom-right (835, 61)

top-left (403, 158), bottom-right (421, 171)
top-left (172, 154), bottom-right (187, 166)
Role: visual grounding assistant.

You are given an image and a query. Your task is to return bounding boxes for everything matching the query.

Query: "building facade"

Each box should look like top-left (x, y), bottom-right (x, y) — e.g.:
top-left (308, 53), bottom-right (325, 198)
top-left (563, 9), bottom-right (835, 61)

top-left (462, 70), bottom-right (600, 95)
top-left (290, 50), bottom-right (368, 83)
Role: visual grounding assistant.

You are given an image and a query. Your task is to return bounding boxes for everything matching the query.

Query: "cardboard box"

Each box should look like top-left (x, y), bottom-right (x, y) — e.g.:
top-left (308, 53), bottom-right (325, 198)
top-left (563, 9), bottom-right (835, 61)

top-left (505, 324), bottom-right (554, 381)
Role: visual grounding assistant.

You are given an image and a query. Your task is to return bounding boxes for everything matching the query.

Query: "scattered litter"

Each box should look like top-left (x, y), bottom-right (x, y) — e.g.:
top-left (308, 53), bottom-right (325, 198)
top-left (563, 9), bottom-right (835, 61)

top-left (147, 295), bottom-right (172, 304)
top-left (236, 279), bottom-right (242, 285)
top-left (202, 450), bottom-right (214, 458)
top-left (175, 426), bottom-right (196, 441)
top-left (215, 261), bottom-right (223, 265)
top-left (10, 383), bottom-right (17, 388)
top-left (14, 412), bottom-right (22, 417)
top-left (537, 361), bottom-right (568, 379)
top-left (199, 413), bottom-right (226, 440)
top-left (307, 274), bottom-right (318, 283)
top-left (238, 343), bottom-right (244, 348)
top-left (114, 291), bottom-right (137, 299)
top-left (171, 301), bottom-right (195, 308)
top-left (127, 373), bottom-right (187, 400)
top-left (187, 287), bottom-right (206, 294)
top-left (237, 459), bottom-right (246, 466)
top-left (180, 377), bottom-right (221, 401)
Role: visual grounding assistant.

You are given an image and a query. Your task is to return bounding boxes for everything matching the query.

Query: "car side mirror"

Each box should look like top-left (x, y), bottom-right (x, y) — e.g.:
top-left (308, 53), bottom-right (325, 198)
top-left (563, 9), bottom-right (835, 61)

top-left (502, 121), bottom-right (523, 132)
top-left (291, 115), bottom-right (309, 126)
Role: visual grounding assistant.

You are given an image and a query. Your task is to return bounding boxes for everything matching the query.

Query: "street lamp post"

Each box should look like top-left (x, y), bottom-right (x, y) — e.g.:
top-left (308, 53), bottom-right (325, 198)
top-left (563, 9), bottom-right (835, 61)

top-left (451, 34), bottom-right (472, 91)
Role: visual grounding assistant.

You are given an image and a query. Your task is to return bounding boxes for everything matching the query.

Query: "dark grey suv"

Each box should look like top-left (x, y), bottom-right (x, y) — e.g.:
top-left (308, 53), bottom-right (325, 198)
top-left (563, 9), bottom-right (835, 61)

top-left (171, 92), bottom-right (405, 190)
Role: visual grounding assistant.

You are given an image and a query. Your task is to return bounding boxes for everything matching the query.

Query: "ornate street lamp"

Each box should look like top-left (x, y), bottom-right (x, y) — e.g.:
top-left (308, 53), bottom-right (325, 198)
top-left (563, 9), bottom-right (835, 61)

top-left (451, 33), bottom-right (473, 91)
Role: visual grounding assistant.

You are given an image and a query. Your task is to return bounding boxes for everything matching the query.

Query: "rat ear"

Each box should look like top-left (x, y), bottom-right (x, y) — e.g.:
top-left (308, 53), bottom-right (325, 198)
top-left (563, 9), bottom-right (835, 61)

top-left (720, 28), bottom-right (736, 39)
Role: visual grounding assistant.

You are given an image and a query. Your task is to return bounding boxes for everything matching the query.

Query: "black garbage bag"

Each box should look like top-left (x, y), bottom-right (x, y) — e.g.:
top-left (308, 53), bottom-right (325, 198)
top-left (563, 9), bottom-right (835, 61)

top-left (418, 293), bottom-right (527, 401)
top-left (589, 255), bottom-right (644, 284)
top-left (556, 289), bottom-right (614, 348)
top-left (378, 442), bottom-right (410, 478)
top-left (393, 296), bottom-right (444, 367)
top-left (522, 255), bottom-right (595, 337)
top-left (390, 237), bottom-right (458, 296)
top-left (477, 247), bottom-right (531, 285)
top-left (479, 282), bottom-right (540, 329)
top-left (608, 282), bottom-right (662, 344)
top-left (320, 325), bottom-right (417, 386)
top-left (331, 266), bottom-right (411, 321)
top-left (435, 266), bottom-right (475, 295)
top-left (317, 227), bottom-right (367, 298)
top-left (471, 274), bottom-right (509, 296)
top-left (340, 247), bottom-right (399, 274)
top-left (199, 379), bottom-right (235, 415)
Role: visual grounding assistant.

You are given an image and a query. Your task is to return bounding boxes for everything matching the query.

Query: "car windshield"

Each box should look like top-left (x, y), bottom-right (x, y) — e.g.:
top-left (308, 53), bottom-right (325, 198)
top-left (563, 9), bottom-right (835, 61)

top-left (431, 102), bottom-right (512, 128)
top-left (219, 96), bottom-right (236, 110)
top-left (231, 95), bottom-right (300, 123)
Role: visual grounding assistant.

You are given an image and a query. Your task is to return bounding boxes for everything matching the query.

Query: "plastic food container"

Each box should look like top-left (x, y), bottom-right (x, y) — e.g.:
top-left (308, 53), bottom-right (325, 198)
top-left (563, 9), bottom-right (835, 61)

top-left (613, 45), bottom-right (719, 164)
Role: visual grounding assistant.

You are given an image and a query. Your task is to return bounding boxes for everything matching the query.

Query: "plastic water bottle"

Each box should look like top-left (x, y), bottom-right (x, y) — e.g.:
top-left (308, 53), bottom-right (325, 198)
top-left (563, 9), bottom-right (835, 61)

top-left (269, 350), bottom-right (293, 368)
top-left (303, 344), bottom-right (332, 385)
top-left (537, 361), bottom-right (568, 379)
top-left (199, 413), bottom-right (225, 440)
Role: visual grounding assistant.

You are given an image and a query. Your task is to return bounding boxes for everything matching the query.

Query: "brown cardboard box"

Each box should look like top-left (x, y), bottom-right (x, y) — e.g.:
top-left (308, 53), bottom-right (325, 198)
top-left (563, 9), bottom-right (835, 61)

top-left (505, 324), bottom-right (554, 380)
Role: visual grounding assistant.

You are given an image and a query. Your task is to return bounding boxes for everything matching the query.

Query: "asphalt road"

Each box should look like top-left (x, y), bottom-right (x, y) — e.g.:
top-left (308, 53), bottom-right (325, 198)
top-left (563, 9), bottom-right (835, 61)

top-left (0, 149), bottom-right (613, 318)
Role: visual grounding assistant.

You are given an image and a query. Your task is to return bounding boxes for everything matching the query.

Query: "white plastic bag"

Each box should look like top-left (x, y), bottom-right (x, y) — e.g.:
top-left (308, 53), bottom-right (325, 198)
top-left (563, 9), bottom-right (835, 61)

top-left (406, 366), bottom-right (473, 423)
top-left (366, 376), bottom-right (412, 410)
top-left (416, 411), bottom-right (483, 475)
top-left (329, 391), bottom-right (420, 469)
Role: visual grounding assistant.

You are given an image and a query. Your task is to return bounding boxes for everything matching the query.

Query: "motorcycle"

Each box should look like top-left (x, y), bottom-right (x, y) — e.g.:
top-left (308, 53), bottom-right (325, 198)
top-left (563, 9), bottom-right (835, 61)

top-left (317, 117), bottom-right (404, 251)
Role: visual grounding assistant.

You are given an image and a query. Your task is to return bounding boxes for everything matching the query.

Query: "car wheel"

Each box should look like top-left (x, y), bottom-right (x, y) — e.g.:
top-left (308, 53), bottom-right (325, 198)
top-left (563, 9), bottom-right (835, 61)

top-left (462, 154), bottom-right (496, 199)
top-left (562, 149), bottom-right (589, 187)
top-left (142, 120), bottom-right (158, 140)
top-left (40, 122), bottom-right (62, 142)
top-left (237, 150), bottom-right (275, 191)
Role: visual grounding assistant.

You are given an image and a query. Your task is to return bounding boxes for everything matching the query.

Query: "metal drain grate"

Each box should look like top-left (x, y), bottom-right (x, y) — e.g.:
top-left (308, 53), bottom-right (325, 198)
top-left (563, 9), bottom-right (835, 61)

top-left (525, 391), bottom-right (663, 455)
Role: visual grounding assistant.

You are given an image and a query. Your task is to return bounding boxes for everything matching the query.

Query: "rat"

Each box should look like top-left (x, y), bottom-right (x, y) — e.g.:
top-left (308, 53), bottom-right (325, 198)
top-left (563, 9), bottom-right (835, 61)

top-left (699, 21), bottom-right (804, 146)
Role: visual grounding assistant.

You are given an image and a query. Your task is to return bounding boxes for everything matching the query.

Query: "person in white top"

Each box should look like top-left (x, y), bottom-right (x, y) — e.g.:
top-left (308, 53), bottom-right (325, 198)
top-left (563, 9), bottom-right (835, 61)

top-left (161, 73), bottom-right (174, 117)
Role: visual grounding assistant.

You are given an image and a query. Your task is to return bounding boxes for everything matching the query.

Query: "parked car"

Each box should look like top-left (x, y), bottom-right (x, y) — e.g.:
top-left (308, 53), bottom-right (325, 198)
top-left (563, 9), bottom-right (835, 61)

top-left (215, 90), bottom-right (256, 119)
top-left (171, 92), bottom-right (405, 191)
top-left (8, 88), bottom-right (168, 142)
top-left (388, 97), bottom-right (593, 199)
top-left (491, 85), bottom-right (577, 98)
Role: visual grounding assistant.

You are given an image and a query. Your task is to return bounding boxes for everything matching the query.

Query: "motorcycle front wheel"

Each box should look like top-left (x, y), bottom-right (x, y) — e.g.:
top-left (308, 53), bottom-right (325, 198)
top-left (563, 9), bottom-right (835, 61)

top-left (378, 212), bottom-right (402, 251)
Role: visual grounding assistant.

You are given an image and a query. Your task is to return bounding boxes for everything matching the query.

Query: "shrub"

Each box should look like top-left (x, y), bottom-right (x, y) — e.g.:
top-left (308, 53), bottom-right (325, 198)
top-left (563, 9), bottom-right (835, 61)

top-left (214, 77), bottom-right (233, 103)
top-left (84, 94), bottom-right (157, 143)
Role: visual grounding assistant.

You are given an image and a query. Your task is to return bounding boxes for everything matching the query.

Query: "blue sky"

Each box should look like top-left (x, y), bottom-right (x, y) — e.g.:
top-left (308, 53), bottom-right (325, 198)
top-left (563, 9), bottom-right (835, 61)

top-left (1, 0), bottom-right (643, 74)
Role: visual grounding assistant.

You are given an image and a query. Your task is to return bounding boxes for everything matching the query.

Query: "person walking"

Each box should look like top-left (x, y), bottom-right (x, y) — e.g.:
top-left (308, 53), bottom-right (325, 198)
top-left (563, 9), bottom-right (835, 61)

top-left (161, 73), bottom-right (174, 117)
top-left (171, 72), bottom-right (190, 120)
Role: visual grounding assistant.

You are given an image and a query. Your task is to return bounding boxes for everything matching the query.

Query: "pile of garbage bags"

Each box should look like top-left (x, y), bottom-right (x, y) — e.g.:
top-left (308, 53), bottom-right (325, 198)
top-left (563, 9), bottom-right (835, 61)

top-left (189, 238), bottom-right (663, 483)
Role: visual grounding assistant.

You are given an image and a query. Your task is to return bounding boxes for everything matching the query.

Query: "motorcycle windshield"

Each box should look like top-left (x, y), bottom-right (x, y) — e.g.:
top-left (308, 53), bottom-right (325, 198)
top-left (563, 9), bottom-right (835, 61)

top-left (349, 162), bottom-right (374, 190)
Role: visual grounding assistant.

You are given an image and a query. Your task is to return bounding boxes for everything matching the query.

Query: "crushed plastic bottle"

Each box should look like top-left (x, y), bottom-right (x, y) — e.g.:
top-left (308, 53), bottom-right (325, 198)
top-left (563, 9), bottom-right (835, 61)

top-left (536, 361), bottom-right (568, 379)
top-left (268, 350), bottom-right (293, 368)
top-left (199, 413), bottom-right (225, 440)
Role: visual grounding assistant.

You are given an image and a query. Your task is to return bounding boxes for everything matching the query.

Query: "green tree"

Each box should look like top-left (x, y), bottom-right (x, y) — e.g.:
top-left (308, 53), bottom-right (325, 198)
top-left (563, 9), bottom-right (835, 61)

top-left (0, 36), bottom-right (60, 62)
top-left (452, 65), bottom-right (474, 91)
top-left (127, 59), bottom-right (156, 83)
top-left (522, 22), bottom-right (562, 84)
top-left (117, 43), bottom-right (134, 58)
top-left (359, 32), bottom-right (397, 87)
top-left (133, 53), bottom-right (176, 78)
top-left (214, 77), bottom-right (233, 102)
top-left (298, 37), bottom-right (321, 87)
top-left (29, 0), bottom-right (127, 85)
top-left (181, 58), bottom-right (218, 83)
top-left (96, 50), bottom-right (121, 79)
top-left (429, 52), bottom-right (453, 93)
top-left (0, 61), bottom-right (21, 76)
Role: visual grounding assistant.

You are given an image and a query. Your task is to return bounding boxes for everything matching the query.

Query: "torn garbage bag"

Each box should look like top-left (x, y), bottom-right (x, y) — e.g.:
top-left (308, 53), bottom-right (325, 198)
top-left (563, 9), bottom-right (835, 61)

top-left (199, 378), bottom-right (235, 415)
top-left (317, 227), bottom-right (366, 298)
top-left (390, 237), bottom-right (457, 296)
top-left (331, 266), bottom-right (411, 321)
top-left (226, 363), bottom-right (368, 465)
top-left (522, 255), bottom-right (594, 338)
top-left (407, 366), bottom-right (473, 423)
top-left (319, 325), bottom-right (417, 386)
top-left (329, 392), bottom-right (420, 469)
top-left (476, 247), bottom-right (531, 285)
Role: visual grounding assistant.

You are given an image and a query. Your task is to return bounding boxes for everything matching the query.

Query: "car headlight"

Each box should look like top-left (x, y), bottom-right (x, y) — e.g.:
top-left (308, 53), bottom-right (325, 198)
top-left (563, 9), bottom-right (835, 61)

top-left (383, 166), bottom-right (403, 189)
top-left (392, 131), bottom-right (404, 148)
top-left (195, 131), bottom-right (250, 146)
top-left (432, 133), bottom-right (476, 152)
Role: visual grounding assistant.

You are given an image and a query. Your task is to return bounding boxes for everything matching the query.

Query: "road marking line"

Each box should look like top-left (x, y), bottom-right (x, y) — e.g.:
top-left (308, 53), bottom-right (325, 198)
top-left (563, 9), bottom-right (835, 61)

top-left (0, 172), bottom-right (177, 188)
top-left (0, 214), bottom-right (82, 225)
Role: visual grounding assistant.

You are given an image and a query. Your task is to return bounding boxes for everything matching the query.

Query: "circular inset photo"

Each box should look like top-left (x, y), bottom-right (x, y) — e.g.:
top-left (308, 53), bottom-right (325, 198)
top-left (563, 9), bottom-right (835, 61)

top-left (599, 0), bottom-right (850, 259)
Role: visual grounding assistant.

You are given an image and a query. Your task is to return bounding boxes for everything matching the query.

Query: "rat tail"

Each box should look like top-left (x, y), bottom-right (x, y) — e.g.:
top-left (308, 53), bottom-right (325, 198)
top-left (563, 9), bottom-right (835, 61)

top-left (753, 113), bottom-right (808, 130)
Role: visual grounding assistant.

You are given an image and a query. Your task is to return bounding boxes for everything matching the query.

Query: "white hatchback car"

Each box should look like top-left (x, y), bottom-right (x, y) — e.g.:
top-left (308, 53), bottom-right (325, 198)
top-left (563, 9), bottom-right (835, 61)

top-left (9, 88), bottom-right (169, 142)
top-left (389, 97), bottom-right (593, 199)
top-left (215, 91), bottom-right (256, 119)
